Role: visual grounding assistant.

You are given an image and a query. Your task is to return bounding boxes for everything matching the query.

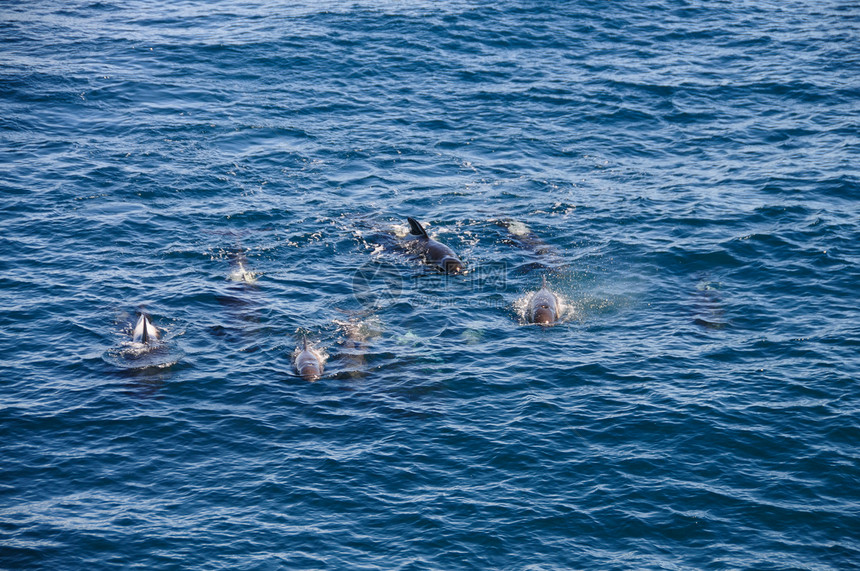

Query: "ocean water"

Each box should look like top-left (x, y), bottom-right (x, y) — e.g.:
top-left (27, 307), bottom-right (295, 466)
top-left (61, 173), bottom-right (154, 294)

top-left (1, 0), bottom-right (859, 568)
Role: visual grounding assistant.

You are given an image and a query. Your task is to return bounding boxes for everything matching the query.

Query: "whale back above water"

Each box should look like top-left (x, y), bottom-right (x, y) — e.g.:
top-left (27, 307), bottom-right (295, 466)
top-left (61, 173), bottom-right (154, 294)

top-left (132, 313), bottom-right (160, 344)
top-left (227, 249), bottom-right (258, 285)
top-left (406, 217), bottom-right (463, 274)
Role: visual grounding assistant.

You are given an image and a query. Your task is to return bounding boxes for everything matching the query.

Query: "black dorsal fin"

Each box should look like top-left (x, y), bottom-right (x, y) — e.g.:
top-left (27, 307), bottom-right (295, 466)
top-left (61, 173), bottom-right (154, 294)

top-left (407, 217), bottom-right (428, 237)
top-left (141, 315), bottom-right (149, 344)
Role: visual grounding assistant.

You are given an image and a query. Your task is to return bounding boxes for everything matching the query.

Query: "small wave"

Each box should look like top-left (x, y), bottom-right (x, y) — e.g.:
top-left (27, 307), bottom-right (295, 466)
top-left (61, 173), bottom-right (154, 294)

top-left (102, 342), bottom-right (185, 370)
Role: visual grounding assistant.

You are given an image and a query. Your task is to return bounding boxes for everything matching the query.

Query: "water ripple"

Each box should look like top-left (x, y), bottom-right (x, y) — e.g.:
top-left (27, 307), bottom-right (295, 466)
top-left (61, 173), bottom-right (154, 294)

top-left (2, 0), bottom-right (859, 569)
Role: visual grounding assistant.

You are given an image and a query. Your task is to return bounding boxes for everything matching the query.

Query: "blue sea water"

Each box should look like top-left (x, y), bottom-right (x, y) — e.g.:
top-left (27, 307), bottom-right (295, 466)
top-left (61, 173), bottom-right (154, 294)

top-left (2, 0), bottom-right (859, 568)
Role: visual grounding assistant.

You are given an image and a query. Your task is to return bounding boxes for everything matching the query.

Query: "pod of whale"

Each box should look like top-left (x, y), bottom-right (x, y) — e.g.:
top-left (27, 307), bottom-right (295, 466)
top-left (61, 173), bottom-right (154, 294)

top-left (117, 216), bottom-right (576, 377)
top-left (405, 217), bottom-right (464, 274)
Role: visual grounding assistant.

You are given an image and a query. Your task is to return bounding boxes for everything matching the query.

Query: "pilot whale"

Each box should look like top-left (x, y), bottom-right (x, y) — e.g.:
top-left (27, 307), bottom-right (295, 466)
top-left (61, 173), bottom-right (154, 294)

top-left (405, 217), bottom-right (464, 274)
top-left (338, 318), bottom-right (368, 379)
top-left (227, 249), bottom-right (258, 285)
top-left (496, 218), bottom-right (566, 274)
top-left (496, 218), bottom-right (554, 256)
top-left (132, 313), bottom-right (160, 344)
top-left (295, 336), bottom-right (324, 382)
top-left (527, 277), bottom-right (560, 325)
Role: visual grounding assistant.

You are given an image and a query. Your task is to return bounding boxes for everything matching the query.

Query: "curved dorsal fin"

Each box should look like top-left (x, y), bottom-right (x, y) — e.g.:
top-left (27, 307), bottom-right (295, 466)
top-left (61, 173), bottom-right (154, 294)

top-left (302, 334), bottom-right (308, 350)
top-left (542, 275), bottom-right (547, 288)
top-left (407, 217), bottom-right (428, 237)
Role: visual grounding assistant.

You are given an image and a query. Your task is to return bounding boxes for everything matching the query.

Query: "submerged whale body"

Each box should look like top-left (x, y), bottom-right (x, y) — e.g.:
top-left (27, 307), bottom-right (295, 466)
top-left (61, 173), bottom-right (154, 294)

top-left (405, 217), bottom-right (463, 274)
top-left (527, 277), bottom-right (560, 326)
top-left (496, 218), bottom-right (566, 274)
top-left (337, 317), bottom-right (370, 379)
top-left (132, 313), bottom-right (160, 344)
top-left (496, 218), bottom-right (554, 256)
top-left (295, 336), bottom-right (323, 382)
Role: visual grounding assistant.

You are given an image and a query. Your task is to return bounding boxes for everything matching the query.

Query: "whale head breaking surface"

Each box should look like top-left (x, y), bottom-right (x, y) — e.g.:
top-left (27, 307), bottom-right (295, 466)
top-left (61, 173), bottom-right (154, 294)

top-left (295, 336), bottom-right (324, 382)
top-left (528, 277), bottom-right (559, 326)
